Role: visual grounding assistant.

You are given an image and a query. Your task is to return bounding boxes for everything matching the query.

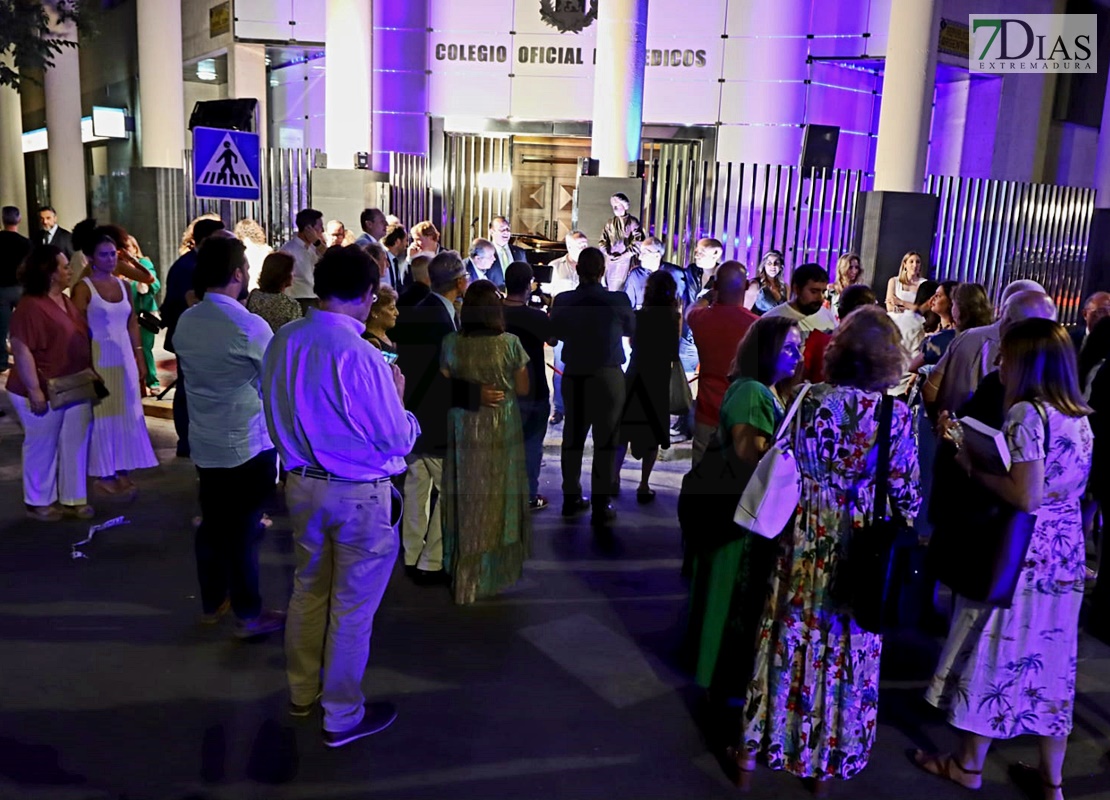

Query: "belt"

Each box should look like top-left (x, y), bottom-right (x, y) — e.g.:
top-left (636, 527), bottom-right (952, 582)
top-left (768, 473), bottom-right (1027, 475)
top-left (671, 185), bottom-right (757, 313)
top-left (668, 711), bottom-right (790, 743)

top-left (292, 465), bottom-right (391, 484)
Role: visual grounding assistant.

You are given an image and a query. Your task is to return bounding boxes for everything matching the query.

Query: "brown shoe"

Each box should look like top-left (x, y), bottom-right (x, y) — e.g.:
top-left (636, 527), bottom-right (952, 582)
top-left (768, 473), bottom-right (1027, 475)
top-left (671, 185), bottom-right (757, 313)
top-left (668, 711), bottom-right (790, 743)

top-left (26, 505), bottom-right (62, 522)
top-left (60, 504), bottom-right (95, 520)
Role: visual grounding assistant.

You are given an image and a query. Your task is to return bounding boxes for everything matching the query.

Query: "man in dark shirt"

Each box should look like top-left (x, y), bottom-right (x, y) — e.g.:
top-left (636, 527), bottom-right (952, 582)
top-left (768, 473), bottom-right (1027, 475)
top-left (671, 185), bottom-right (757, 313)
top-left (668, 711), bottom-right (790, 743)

top-left (550, 247), bottom-right (635, 526)
top-left (0, 206), bottom-right (31, 374)
top-left (161, 218), bottom-right (226, 457)
top-left (503, 261), bottom-right (553, 511)
top-left (397, 255), bottom-right (431, 307)
top-left (34, 206), bottom-right (73, 258)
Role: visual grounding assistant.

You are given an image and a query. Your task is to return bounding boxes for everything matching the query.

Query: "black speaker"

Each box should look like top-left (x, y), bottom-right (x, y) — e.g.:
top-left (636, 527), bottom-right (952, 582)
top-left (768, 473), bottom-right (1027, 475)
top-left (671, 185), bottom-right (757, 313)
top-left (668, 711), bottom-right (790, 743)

top-left (628, 159), bottom-right (645, 179)
top-left (188, 99), bottom-right (258, 132)
top-left (579, 157), bottom-right (599, 176)
top-left (800, 124), bottom-right (840, 173)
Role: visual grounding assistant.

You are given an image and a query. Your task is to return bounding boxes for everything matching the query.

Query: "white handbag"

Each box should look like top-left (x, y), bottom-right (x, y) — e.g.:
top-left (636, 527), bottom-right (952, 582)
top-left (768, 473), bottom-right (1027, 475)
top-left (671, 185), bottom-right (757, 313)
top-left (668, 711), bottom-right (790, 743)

top-left (733, 383), bottom-right (812, 539)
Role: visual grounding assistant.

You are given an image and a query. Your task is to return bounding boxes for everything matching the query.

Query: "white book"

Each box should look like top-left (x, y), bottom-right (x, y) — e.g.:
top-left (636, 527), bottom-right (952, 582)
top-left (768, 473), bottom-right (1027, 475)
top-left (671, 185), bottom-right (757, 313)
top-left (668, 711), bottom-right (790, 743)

top-left (961, 416), bottom-right (1011, 474)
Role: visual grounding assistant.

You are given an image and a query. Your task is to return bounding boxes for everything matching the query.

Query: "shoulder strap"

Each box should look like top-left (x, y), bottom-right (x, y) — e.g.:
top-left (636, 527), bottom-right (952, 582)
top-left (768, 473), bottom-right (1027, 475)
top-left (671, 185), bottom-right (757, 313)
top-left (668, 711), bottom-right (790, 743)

top-left (1030, 400), bottom-right (1050, 459)
top-left (873, 393), bottom-right (895, 523)
top-left (774, 382), bottom-right (812, 441)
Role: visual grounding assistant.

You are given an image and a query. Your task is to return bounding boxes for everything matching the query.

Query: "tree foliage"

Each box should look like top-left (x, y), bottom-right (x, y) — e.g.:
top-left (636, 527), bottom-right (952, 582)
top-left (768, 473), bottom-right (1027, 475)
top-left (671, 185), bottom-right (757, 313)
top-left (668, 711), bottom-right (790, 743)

top-left (0, 0), bottom-right (91, 91)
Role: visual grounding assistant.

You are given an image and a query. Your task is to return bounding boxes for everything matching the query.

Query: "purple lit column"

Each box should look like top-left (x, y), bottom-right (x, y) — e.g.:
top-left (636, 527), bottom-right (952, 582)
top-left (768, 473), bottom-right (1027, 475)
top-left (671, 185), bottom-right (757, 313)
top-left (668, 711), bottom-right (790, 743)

top-left (590, 0), bottom-right (648, 177)
top-left (873, 0), bottom-right (940, 192)
top-left (325, 0), bottom-right (373, 169)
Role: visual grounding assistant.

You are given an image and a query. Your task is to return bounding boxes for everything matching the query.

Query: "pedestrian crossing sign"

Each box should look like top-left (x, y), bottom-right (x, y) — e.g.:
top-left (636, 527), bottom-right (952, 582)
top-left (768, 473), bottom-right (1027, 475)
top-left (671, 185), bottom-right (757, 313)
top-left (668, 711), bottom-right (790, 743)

top-left (192, 126), bottom-right (261, 201)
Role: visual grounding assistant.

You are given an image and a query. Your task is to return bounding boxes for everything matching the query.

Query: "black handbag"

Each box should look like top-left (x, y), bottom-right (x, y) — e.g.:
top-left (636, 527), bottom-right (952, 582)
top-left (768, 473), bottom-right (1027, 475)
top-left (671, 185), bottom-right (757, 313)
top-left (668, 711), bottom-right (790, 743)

top-left (678, 429), bottom-right (754, 554)
top-left (837, 394), bottom-right (908, 635)
top-left (926, 403), bottom-right (1048, 608)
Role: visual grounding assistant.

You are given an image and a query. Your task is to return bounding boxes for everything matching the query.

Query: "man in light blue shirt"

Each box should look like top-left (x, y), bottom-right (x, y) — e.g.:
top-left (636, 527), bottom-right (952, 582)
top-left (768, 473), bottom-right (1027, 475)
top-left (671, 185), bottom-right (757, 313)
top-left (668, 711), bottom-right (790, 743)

top-left (263, 244), bottom-right (419, 748)
top-left (174, 235), bottom-right (284, 640)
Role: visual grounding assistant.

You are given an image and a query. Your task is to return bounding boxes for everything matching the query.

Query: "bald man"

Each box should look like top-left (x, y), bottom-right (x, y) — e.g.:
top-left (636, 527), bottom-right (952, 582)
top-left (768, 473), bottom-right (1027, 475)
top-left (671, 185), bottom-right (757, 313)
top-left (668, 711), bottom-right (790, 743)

top-left (1073, 291), bottom-right (1110, 354)
top-left (687, 261), bottom-right (758, 463)
top-left (923, 280), bottom-right (1048, 418)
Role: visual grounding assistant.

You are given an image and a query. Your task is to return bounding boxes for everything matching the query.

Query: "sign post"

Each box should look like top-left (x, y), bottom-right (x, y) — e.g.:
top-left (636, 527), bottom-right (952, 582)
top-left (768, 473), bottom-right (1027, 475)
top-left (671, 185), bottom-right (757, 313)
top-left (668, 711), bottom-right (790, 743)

top-left (192, 126), bottom-right (261, 202)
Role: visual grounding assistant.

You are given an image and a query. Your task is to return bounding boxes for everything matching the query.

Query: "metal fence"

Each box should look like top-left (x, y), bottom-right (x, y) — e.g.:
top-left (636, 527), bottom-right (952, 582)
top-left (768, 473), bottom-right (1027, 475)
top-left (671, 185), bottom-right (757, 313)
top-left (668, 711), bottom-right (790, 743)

top-left (641, 159), bottom-right (870, 270)
top-left (924, 175), bottom-right (1095, 325)
top-left (389, 152), bottom-right (432, 236)
top-left (184, 147), bottom-right (320, 247)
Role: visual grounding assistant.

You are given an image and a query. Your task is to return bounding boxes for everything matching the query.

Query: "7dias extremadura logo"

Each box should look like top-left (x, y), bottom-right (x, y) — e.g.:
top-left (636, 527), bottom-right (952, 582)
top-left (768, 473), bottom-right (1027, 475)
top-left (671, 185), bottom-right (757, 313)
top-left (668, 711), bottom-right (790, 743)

top-left (970, 14), bottom-right (1096, 73)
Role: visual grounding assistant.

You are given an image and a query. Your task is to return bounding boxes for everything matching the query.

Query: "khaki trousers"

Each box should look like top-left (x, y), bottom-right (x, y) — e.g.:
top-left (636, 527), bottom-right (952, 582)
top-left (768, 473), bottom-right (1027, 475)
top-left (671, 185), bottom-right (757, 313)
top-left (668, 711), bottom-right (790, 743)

top-left (284, 473), bottom-right (398, 733)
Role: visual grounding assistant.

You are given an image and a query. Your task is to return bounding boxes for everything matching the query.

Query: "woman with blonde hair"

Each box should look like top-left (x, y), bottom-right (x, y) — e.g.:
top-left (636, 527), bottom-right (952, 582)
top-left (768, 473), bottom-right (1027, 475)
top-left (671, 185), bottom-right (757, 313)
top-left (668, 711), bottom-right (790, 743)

top-left (736, 305), bottom-right (920, 794)
top-left (826, 252), bottom-right (861, 313)
top-left (407, 220), bottom-right (441, 260)
top-left (233, 218), bottom-right (272, 290)
top-left (751, 250), bottom-right (788, 315)
top-left (886, 251), bottom-right (926, 313)
top-left (179, 213), bottom-right (222, 256)
top-left (917, 318), bottom-right (1093, 800)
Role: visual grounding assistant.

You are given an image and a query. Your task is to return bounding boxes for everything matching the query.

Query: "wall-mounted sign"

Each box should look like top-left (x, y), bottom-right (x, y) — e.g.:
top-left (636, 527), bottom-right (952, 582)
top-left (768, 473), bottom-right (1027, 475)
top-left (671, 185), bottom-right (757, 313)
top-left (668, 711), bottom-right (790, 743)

top-left (91, 106), bottom-right (129, 139)
top-left (938, 19), bottom-right (969, 59)
top-left (209, 1), bottom-right (231, 38)
top-left (539, 0), bottom-right (598, 34)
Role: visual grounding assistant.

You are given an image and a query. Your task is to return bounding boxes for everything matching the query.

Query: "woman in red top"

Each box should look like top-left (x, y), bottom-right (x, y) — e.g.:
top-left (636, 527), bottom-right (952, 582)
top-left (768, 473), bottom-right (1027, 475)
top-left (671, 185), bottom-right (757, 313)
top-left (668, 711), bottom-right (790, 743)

top-left (6, 244), bottom-right (95, 521)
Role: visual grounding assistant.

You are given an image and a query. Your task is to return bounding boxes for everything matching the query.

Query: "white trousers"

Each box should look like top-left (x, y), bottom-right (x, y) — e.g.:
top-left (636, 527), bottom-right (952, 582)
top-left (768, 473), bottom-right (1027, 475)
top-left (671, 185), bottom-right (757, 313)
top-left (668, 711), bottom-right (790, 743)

top-left (401, 453), bottom-right (443, 571)
top-left (9, 394), bottom-right (92, 506)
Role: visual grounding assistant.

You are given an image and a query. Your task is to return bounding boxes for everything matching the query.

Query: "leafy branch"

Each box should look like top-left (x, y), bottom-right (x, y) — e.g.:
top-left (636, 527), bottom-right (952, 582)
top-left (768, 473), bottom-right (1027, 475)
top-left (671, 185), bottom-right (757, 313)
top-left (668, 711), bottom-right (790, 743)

top-left (0, 0), bottom-right (94, 91)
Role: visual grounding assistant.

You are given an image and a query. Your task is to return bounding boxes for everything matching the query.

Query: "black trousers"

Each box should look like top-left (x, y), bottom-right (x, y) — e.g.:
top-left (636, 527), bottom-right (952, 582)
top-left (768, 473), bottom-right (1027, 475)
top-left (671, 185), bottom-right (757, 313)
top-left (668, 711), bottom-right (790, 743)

top-left (560, 367), bottom-right (625, 508)
top-left (195, 448), bottom-right (278, 618)
top-left (172, 367), bottom-right (189, 457)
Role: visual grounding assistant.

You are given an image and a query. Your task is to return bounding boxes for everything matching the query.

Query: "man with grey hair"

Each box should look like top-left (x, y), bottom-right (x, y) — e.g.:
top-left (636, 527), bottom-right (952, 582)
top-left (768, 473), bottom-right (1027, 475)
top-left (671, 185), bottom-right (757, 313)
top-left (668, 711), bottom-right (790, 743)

top-left (0, 206), bottom-right (30, 375)
top-left (393, 252), bottom-right (503, 582)
top-left (465, 237), bottom-right (504, 290)
top-left (924, 279), bottom-right (1049, 418)
top-left (489, 216), bottom-right (525, 277)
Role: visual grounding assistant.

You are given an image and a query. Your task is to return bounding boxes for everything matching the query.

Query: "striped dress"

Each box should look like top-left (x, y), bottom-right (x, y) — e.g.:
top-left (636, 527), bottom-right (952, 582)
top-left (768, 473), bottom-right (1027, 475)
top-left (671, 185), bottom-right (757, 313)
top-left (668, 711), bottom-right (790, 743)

top-left (83, 277), bottom-right (158, 477)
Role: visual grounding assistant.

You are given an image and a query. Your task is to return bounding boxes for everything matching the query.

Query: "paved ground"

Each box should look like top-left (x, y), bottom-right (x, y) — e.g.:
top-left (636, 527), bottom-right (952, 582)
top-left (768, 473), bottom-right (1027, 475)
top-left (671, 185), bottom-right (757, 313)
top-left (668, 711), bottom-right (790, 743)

top-left (1, 376), bottom-right (1109, 799)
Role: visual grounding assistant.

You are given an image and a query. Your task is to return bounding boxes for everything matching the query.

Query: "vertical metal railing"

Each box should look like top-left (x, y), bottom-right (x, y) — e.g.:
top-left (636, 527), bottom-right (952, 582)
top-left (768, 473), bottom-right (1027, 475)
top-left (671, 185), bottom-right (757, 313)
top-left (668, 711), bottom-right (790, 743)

top-left (924, 175), bottom-right (1094, 325)
top-left (641, 160), bottom-right (870, 275)
top-left (184, 147), bottom-right (319, 247)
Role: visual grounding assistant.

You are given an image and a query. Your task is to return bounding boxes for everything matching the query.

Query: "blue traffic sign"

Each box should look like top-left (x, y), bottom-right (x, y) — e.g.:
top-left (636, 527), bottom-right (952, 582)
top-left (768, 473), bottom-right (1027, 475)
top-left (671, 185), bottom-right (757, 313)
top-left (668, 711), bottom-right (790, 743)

top-left (192, 126), bottom-right (261, 201)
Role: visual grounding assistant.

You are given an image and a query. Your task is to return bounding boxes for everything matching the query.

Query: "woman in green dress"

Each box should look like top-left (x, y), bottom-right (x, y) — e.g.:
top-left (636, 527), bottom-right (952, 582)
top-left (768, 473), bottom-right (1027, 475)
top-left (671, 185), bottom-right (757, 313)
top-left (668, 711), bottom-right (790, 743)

top-left (440, 280), bottom-right (532, 605)
top-left (125, 235), bottom-right (161, 392)
top-left (686, 315), bottom-right (803, 772)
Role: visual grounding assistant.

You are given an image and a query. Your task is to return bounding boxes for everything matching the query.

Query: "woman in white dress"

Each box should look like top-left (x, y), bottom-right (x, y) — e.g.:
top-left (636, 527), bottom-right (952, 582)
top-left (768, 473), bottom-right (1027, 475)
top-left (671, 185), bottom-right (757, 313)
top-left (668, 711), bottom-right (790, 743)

top-left (885, 251), bottom-right (926, 314)
top-left (916, 318), bottom-right (1093, 800)
top-left (72, 233), bottom-right (159, 498)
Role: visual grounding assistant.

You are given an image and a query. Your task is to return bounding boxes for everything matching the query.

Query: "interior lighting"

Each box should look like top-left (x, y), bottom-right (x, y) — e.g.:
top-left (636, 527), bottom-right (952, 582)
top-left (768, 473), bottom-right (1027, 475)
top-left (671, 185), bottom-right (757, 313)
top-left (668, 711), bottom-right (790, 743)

top-left (477, 171), bottom-right (513, 191)
top-left (196, 59), bottom-right (218, 81)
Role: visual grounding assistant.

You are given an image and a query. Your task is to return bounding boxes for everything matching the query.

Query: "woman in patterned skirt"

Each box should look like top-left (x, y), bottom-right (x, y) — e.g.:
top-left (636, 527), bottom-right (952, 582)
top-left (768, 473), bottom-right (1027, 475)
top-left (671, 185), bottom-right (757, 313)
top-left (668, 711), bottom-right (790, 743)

top-left (916, 318), bottom-right (1093, 800)
top-left (737, 307), bottom-right (921, 794)
top-left (440, 280), bottom-right (531, 604)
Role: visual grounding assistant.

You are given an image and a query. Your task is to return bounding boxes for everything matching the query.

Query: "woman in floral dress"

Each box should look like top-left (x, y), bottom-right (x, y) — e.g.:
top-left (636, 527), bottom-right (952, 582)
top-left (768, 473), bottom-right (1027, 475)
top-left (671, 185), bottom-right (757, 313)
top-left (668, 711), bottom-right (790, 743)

top-left (916, 318), bottom-right (1092, 800)
top-left (737, 307), bottom-right (921, 793)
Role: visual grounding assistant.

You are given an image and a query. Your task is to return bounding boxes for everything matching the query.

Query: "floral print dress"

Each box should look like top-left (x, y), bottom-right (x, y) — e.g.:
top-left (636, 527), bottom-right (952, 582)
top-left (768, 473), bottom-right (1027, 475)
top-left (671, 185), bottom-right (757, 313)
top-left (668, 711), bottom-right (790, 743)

top-left (742, 385), bottom-right (921, 779)
top-left (925, 402), bottom-right (1092, 738)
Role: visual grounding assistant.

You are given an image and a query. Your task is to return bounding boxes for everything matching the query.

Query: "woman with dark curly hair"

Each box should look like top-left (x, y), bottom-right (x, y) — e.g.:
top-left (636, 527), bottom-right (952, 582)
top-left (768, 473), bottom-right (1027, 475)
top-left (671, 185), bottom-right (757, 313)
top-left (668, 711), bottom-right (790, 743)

top-left (736, 306), bottom-right (921, 794)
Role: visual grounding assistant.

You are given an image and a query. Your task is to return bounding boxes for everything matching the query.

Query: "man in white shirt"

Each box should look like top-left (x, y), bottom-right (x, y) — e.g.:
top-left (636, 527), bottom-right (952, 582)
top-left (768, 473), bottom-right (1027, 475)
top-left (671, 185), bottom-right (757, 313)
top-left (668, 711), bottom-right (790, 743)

top-left (263, 244), bottom-right (419, 748)
top-left (762, 262), bottom-right (839, 342)
top-left (279, 208), bottom-right (326, 311)
top-left (173, 235), bottom-right (285, 640)
top-left (380, 223), bottom-right (408, 288)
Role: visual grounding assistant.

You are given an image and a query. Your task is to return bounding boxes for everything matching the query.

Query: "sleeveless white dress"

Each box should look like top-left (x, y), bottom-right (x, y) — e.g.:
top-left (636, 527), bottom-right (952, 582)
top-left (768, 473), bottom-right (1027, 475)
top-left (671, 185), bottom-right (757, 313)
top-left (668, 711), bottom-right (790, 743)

top-left (83, 277), bottom-right (158, 477)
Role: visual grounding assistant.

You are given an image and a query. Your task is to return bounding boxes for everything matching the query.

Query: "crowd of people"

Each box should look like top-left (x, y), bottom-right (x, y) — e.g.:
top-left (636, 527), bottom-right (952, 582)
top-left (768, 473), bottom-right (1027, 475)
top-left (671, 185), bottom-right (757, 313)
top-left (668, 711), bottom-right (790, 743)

top-left (0, 196), bottom-right (1108, 787)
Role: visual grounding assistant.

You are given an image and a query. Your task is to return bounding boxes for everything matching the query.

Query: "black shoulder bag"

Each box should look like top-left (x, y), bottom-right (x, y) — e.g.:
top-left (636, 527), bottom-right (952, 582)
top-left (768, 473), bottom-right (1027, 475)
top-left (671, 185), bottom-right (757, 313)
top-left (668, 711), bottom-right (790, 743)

top-left (926, 402), bottom-right (1049, 608)
top-left (838, 394), bottom-right (908, 634)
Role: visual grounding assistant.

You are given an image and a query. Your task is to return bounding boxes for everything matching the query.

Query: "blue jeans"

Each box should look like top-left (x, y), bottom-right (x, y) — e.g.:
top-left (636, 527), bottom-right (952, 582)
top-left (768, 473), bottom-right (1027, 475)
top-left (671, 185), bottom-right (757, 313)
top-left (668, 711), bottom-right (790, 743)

top-left (0, 285), bottom-right (22, 372)
top-left (552, 341), bottom-right (565, 414)
top-left (519, 398), bottom-right (550, 500)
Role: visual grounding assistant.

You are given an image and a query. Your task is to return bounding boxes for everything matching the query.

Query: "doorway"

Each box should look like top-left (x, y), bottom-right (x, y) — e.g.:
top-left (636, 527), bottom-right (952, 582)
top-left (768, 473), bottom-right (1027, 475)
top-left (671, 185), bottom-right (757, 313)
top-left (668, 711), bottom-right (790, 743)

top-left (510, 136), bottom-right (591, 243)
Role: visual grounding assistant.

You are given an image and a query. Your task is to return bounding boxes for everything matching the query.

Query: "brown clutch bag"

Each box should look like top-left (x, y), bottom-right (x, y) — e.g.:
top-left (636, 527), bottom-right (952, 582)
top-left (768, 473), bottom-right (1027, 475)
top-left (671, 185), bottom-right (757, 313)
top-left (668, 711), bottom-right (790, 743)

top-left (46, 368), bottom-right (108, 409)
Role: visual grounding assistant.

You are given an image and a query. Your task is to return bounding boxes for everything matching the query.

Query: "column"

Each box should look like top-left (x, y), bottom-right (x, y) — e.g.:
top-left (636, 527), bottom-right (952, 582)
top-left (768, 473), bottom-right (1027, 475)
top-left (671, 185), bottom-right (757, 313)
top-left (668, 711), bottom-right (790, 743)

top-left (1094, 78), bottom-right (1110, 210)
top-left (229, 43), bottom-right (269, 151)
top-left (0, 61), bottom-right (27, 231)
top-left (325, 0), bottom-right (372, 169)
top-left (589, 0), bottom-right (648, 177)
top-left (136, 0), bottom-right (185, 168)
top-left (1080, 70), bottom-right (1110, 297)
top-left (872, 0), bottom-right (941, 193)
top-left (43, 11), bottom-right (87, 227)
